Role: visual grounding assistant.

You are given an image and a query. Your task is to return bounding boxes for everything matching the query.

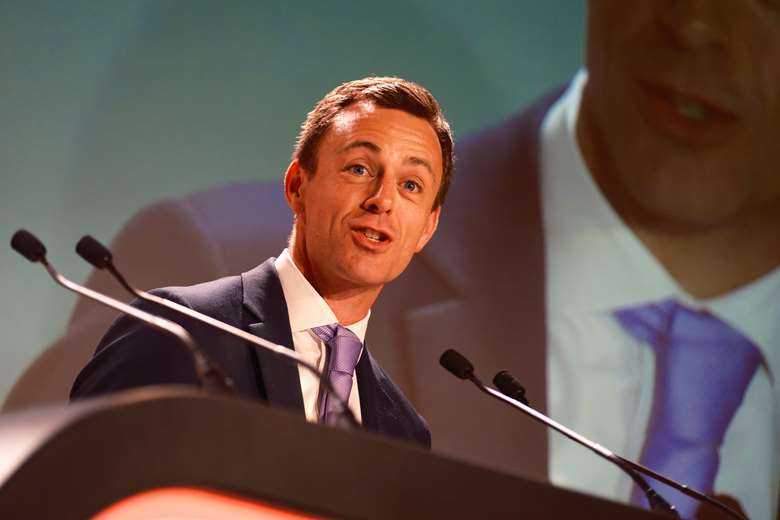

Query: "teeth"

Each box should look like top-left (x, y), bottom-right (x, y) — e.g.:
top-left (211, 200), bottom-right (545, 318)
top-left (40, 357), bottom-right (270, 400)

top-left (363, 229), bottom-right (382, 242)
top-left (675, 95), bottom-right (707, 120)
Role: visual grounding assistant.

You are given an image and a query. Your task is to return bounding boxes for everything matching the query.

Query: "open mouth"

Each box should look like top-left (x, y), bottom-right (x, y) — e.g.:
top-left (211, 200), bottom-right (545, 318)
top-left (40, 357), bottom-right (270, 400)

top-left (673, 95), bottom-right (709, 120)
top-left (637, 80), bottom-right (739, 144)
top-left (362, 228), bottom-right (387, 242)
top-left (642, 81), bottom-right (736, 120)
top-left (355, 227), bottom-right (392, 245)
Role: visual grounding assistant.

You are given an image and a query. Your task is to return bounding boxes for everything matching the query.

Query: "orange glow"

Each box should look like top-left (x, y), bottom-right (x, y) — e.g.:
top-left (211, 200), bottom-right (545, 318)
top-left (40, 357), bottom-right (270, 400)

top-left (91, 486), bottom-right (326, 520)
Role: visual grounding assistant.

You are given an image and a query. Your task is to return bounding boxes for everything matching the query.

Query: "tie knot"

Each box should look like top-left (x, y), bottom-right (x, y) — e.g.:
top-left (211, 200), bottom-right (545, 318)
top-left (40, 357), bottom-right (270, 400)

top-left (615, 299), bottom-right (759, 353)
top-left (311, 324), bottom-right (338, 344)
top-left (613, 299), bottom-right (762, 400)
top-left (311, 324), bottom-right (363, 375)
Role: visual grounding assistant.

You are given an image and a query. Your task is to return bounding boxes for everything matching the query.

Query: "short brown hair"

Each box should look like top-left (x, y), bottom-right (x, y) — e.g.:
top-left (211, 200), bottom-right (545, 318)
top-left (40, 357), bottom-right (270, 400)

top-left (293, 77), bottom-right (454, 209)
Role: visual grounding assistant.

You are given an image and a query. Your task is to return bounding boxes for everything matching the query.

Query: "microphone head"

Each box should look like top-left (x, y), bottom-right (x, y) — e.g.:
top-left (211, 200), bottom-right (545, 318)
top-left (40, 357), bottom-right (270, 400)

top-left (439, 349), bottom-right (474, 380)
top-left (10, 229), bottom-right (47, 263)
top-left (76, 235), bottom-right (112, 269)
top-left (493, 370), bottom-right (529, 406)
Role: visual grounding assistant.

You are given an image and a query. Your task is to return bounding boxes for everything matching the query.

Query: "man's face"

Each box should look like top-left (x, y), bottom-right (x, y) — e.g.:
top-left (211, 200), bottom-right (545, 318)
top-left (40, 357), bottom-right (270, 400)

top-left (581, 0), bottom-right (780, 232)
top-left (286, 102), bottom-right (442, 295)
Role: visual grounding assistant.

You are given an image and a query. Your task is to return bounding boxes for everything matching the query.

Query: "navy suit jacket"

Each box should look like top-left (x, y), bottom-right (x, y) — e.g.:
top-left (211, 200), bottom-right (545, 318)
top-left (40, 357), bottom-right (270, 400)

top-left (70, 259), bottom-right (431, 448)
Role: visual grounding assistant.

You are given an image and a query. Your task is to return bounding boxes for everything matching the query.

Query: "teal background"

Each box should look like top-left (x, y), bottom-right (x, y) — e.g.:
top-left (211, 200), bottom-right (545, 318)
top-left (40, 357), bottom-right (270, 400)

top-left (0, 1), bottom-right (585, 401)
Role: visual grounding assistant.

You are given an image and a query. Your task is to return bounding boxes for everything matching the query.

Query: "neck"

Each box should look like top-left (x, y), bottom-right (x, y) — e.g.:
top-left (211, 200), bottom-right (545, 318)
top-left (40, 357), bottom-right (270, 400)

top-left (576, 99), bottom-right (780, 299)
top-left (630, 209), bottom-right (780, 299)
top-left (289, 248), bottom-right (379, 325)
top-left (321, 289), bottom-right (377, 326)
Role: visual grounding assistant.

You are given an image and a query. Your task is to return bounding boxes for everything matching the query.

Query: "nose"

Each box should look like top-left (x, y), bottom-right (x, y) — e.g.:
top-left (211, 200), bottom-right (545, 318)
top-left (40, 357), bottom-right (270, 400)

top-left (362, 174), bottom-right (395, 214)
top-left (658, 0), bottom-right (731, 52)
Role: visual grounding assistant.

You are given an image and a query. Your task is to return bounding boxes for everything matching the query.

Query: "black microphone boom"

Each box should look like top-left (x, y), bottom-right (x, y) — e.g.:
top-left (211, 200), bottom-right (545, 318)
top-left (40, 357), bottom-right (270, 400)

top-left (75, 234), bottom-right (359, 429)
top-left (10, 230), bottom-right (233, 393)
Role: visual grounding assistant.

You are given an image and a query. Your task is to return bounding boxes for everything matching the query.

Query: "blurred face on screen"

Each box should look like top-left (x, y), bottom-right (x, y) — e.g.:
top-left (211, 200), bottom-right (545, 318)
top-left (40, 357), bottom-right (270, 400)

top-left (580, 0), bottom-right (780, 232)
top-left (285, 101), bottom-right (441, 297)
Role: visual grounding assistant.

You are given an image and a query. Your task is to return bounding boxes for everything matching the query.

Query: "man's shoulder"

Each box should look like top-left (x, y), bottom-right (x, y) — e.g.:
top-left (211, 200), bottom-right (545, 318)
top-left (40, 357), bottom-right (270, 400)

top-left (69, 260), bottom-right (279, 400)
top-left (151, 258), bottom-right (277, 320)
top-left (152, 273), bottom-right (244, 317)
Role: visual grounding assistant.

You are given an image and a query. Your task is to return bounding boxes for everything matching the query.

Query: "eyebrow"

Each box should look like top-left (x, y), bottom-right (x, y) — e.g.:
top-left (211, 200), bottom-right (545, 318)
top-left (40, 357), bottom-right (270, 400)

top-left (341, 140), bottom-right (381, 154)
top-left (340, 140), bottom-right (435, 177)
top-left (406, 156), bottom-right (434, 177)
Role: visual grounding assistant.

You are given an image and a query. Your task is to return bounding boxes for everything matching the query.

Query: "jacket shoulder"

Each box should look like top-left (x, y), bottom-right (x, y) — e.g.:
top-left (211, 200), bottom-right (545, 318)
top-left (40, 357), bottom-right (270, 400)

top-left (457, 86), bottom-right (566, 171)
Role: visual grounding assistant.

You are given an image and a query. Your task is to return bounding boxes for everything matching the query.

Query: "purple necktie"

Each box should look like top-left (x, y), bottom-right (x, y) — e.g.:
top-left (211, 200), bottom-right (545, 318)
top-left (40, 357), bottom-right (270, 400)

top-left (311, 324), bottom-right (362, 425)
top-left (614, 299), bottom-right (761, 518)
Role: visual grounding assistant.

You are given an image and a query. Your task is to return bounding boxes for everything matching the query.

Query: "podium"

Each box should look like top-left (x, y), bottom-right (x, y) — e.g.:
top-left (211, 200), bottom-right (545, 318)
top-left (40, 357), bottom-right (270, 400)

top-left (0, 387), bottom-right (660, 519)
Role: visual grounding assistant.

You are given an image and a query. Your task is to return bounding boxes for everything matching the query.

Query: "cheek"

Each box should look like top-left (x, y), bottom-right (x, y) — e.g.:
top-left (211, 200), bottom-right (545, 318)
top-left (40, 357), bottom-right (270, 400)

top-left (299, 200), bottom-right (332, 242)
top-left (748, 20), bottom-right (780, 116)
top-left (748, 120), bottom-right (780, 204)
top-left (304, 201), bottom-right (357, 246)
top-left (758, 59), bottom-right (780, 129)
top-left (404, 213), bottom-right (435, 254)
top-left (587, 2), bottom-right (643, 54)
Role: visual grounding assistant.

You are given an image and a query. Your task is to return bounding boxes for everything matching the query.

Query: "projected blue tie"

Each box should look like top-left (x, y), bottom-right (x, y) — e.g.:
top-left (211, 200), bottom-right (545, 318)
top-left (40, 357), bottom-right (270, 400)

top-left (614, 299), bottom-right (761, 518)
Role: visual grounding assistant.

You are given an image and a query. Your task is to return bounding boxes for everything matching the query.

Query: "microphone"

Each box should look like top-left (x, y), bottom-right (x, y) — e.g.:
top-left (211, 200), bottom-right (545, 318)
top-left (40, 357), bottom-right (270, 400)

top-left (493, 370), bottom-right (529, 406)
top-left (440, 349), bottom-right (680, 517)
top-left (74, 234), bottom-right (359, 429)
top-left (10, 230), bottom-right (234, 393)
top-left (492, 369), bottom-right (747, 520)
top-left (439, 348), bottom-right (474, 379)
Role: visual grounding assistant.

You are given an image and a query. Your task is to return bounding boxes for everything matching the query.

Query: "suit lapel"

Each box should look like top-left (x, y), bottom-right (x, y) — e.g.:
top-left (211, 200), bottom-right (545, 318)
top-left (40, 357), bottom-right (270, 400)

top-left (241, 259), bottom-right (305, 413)
top-left (355, 346), bottom-right (394, 434)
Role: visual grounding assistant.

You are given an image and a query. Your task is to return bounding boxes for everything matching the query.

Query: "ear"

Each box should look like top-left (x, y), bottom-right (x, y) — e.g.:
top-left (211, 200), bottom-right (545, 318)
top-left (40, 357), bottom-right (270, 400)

top-left (284, 160), bottom-right (308, 217)
top-left (414, 205), bottom-right (441, 253)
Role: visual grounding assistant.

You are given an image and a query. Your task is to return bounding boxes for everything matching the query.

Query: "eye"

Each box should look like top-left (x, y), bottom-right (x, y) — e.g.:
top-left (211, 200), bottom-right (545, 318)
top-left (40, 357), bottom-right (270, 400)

top-left (402, 180), bottom-right (421, 193)
top-left (348, 165), bottom-right (369, 176)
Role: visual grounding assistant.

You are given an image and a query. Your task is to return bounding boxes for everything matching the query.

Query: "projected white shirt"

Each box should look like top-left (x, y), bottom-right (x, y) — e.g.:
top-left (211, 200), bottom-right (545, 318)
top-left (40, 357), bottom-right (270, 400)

top-left (542, 70), bottom-right (779, 520)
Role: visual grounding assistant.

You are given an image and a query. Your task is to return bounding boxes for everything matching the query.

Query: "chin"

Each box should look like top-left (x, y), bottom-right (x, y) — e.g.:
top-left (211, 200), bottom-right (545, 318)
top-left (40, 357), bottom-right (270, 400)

top-left (613, 142), bottom-right (754, 229)
top-left (337, 263), bottom-right (396, 290)
top-left (627, 183), bottom-right (750, 233)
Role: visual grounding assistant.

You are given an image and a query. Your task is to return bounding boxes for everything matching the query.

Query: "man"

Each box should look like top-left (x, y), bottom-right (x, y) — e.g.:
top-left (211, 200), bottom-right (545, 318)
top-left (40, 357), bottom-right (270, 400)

top-left (70, 76), bottom-right (455, 448)
top-left (8, 2), bottom-right (778, 518)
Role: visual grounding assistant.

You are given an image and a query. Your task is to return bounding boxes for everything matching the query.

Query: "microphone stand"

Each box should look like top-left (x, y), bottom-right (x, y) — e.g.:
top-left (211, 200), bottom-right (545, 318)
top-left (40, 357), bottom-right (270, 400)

top-left (490, 370), bottom-right (748, 520)
top-left (439, 349), bottom-right (747, 520)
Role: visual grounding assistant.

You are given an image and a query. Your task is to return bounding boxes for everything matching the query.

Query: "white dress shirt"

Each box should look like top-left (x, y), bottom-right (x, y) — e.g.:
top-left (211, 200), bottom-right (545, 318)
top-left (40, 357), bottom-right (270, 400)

top-left (274, 249), bottom-right (367, 424)
top-left (541, 70), bottom-right (779, 520)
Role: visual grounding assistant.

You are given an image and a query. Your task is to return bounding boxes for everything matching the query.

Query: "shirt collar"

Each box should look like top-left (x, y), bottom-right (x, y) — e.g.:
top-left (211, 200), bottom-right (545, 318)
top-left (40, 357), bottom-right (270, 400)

top-left (274, 249), bottom-right (369, 342)
top-left (540, 68), bottom-right (779, 377)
